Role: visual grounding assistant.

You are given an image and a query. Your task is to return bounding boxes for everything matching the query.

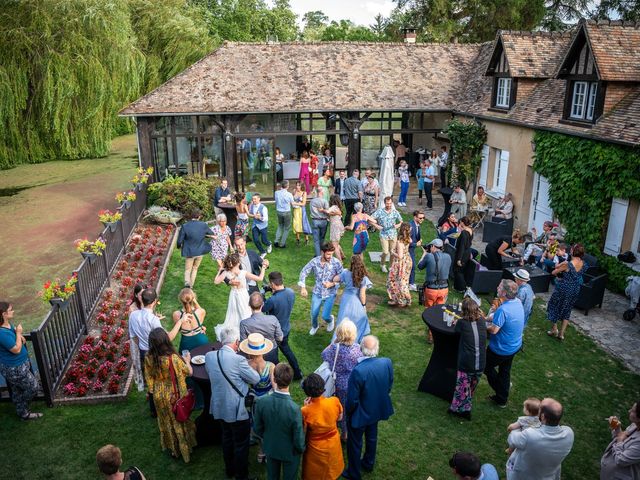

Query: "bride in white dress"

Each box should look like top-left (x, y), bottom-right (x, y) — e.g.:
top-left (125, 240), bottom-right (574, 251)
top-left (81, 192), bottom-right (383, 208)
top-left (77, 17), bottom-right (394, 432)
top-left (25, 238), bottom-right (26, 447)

top-left (214, 252), bottom-right (267, 340)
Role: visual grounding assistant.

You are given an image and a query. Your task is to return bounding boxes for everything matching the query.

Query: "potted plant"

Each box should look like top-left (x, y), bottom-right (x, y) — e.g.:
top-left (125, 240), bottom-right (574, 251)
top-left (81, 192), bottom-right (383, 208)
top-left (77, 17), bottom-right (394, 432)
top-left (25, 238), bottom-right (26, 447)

top-left (132, 167), bottom-right (154, 190)
top-left (98, 210), bottom-right (122, 232)
top-left (115, 190), bottom-right (137, 209)
top-left (74, 237), bottom-right (106, 264)
top-left (39, 273), bottom-right (78, 311)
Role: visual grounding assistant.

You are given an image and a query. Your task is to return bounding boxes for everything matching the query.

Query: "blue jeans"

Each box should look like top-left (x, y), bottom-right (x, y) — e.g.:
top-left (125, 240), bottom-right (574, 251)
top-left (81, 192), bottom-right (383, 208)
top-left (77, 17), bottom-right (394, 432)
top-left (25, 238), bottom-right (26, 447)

top-left (310, 293), bottom-right (336, 328)
top-left (311, 219), bottom-right (328, 257)
top-left (345, 421), bottom-right (378, 479)
top-left (252, 225), bottom-right (271, 254)
top-left (399, 181), bottom-right (409, 203)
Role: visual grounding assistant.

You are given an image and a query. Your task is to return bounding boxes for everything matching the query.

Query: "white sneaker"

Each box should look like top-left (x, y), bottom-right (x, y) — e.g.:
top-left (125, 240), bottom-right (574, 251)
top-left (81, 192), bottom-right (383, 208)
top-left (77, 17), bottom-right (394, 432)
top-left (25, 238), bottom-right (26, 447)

top-left (309, 326), bottom-right (319, 336)
top-left (381, 264), bottom-right (388, 273)
top-left (326, 315), bottom-right (335, 332)
top-left (409, 284), bottom-right (417, 291)
top-left (267, 244), bottom-right (272, 254)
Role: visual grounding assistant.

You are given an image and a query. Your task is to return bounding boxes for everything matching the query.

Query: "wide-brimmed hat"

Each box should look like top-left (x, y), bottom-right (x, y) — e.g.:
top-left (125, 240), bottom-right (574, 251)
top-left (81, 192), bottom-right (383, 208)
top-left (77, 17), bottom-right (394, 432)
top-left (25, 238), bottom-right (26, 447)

top-left (428, 238), bottom-right (444, 248)
top-left (239, 333), bottom-right (274, 356)
top-left (514, 269), bottom-right (530, 282)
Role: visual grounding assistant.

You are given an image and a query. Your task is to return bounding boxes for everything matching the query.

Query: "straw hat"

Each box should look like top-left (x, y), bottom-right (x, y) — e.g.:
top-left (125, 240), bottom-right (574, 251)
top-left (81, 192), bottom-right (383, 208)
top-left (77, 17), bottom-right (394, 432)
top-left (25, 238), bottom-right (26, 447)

top-left (239, 332), bottom-right (274, 356)
top-left (514, 269), bottom-right (530, 282)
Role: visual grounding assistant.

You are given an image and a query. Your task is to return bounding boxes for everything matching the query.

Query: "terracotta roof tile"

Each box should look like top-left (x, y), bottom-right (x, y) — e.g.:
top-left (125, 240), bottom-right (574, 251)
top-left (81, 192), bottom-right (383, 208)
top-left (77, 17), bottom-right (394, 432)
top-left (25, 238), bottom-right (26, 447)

top-left (497, 30), bottom-right (573, 78)
top-left (584, 20), bottom-right (640, 81)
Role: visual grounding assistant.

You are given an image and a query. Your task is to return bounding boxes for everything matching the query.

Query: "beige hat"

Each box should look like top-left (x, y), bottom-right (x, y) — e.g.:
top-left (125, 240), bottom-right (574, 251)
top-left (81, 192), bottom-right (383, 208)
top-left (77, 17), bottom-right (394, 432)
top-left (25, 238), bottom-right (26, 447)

top-left (514, 269), bottom-right (530, 282)
top-left (239, 332), bottom-right (274, 356)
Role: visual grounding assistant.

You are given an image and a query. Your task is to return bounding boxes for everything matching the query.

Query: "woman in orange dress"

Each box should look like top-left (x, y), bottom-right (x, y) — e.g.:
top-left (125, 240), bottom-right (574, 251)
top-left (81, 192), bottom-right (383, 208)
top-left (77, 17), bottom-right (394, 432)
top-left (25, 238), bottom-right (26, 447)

top-left (301, 373), bottom-right (344, 480)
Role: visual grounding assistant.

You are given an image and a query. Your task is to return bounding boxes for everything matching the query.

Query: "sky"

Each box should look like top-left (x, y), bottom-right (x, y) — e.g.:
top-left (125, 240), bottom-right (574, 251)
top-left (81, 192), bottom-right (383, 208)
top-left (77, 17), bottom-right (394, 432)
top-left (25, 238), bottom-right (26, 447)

top-left (287, 0), bottom-right (396, 27)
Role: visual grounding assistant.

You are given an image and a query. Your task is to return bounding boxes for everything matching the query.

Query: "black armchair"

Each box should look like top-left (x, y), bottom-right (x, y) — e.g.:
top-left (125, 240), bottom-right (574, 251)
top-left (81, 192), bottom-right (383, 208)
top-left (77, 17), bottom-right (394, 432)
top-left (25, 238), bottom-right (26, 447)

top-left (470, 268), bottom-right (503, 295)
top-left (482, 219), bottom-right (513, 243)
top-left (574, 272), bottom-right (608, 315)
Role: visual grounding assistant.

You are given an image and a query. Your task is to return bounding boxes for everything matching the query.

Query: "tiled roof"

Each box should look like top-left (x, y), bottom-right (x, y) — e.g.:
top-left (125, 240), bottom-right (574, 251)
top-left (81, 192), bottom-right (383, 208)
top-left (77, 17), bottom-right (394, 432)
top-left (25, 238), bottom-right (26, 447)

top-left (119, 41), bottom-right (483, 116)
top-left (495, 30), bottom-right (573, 78)
top-left (584, 19), bottom-right (640, 81)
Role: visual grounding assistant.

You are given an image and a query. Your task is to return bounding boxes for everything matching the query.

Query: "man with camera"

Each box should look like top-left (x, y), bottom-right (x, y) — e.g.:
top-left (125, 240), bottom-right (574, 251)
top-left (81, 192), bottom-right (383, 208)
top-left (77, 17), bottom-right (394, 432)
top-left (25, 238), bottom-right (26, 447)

top-left (263, 271), bottom-right (303, 380)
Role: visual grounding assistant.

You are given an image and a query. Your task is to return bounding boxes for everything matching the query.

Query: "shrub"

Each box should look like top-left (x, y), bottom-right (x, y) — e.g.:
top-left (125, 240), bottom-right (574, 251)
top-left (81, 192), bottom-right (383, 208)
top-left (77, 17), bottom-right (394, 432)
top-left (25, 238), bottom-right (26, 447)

top-left (147, 174), bottom-right (219, 219)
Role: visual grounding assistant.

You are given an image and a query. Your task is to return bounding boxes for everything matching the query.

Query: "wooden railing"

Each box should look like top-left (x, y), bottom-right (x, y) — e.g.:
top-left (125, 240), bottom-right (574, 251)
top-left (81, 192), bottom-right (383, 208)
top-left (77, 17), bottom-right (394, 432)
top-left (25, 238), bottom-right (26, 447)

top-left (28, 186), bottom-right (147, 406)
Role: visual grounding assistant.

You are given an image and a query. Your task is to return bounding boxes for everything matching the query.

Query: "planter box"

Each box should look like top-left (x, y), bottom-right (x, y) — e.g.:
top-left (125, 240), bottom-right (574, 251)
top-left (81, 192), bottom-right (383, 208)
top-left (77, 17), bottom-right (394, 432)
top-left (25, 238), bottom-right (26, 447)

top-left (81, 252), bottom-right (98, 264)
top-left (102, 221), bottom-right (118, 233)
top-left (49, 297), bottom-right (71, 312)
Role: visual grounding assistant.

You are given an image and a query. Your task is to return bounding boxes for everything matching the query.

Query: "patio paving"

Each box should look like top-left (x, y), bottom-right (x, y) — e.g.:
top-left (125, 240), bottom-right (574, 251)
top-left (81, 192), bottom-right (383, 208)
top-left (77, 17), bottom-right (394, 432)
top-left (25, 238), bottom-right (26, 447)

top-left (398, 182), bottom-right (640, 374)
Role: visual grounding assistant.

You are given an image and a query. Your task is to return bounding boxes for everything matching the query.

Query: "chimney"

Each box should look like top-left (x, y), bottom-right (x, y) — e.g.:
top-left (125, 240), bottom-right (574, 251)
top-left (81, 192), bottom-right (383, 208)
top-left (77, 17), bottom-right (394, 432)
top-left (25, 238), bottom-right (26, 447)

top-left (403, 27), bottom-right (417, 44)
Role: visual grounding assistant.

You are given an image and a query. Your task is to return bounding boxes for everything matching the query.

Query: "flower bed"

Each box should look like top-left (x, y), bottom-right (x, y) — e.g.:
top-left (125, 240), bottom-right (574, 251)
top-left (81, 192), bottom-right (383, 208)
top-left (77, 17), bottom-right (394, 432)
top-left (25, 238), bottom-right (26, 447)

top-left (58, 224), bottom-right (174, 400)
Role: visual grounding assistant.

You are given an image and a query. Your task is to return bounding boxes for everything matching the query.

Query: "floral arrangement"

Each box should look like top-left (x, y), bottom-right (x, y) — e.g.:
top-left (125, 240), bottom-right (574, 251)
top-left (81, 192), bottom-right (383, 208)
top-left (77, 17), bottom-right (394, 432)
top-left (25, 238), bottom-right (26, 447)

top-left (39, 273), bottom-right (78, 302)
top-left (115, 190), bottom-right (137, 203)
top-left (132, 166), bottom-right (153, 185)
top-left (98, 209), bottom-right (122, 223)
top-left (74, 237), bottom-right (106, 255)
top-left (60, 224), bottom-right (174, 398)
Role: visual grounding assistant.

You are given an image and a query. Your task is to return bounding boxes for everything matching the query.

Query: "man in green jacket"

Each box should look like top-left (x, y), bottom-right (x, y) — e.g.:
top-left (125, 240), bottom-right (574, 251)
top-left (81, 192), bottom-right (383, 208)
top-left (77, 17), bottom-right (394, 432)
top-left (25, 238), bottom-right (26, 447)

top-left (253, 363), bottom-right (305, 480)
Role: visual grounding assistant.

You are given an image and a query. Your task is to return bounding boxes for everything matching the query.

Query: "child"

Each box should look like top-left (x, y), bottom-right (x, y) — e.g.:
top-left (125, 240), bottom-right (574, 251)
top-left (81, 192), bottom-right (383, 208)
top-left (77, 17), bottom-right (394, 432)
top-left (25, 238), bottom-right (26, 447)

top-left (553, 242), bottom-right (569, 267)
top-left (397, 160), bottom-right (410, 207)
top-left (506, 397), bottom-right (542, 462)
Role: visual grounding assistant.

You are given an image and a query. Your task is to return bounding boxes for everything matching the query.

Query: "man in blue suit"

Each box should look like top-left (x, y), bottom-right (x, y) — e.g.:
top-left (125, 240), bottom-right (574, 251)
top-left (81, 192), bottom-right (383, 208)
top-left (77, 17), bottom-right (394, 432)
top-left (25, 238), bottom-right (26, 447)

top-left (343, 335), bottom-right (394, 480)
top-left (176, 208), bottom-right (213, 288)
top-left (408, 210), bottom-right (425, 291)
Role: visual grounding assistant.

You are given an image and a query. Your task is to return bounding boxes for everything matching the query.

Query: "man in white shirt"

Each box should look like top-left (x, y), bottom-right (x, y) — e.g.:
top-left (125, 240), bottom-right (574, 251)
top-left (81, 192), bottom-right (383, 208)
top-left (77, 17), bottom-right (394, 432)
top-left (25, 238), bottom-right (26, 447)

top-left (274, 180), bottom-right (295, 248)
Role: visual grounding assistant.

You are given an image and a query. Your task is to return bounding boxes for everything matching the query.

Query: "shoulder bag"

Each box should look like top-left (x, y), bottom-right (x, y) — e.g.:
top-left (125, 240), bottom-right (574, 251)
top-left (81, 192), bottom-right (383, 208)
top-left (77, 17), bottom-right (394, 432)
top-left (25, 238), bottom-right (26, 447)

top-left (313, 343), bottom-right (340, 397)
top-left (168, 355), bottom-right (195, 422)
top-left (217, 351), bottom-right (254, 409)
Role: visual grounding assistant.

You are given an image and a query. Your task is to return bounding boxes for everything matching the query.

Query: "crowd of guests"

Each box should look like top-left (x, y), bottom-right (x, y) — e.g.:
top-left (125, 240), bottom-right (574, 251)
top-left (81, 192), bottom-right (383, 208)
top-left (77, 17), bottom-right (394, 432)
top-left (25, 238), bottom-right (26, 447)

top-left (2, 150), bottom-right (639, 479)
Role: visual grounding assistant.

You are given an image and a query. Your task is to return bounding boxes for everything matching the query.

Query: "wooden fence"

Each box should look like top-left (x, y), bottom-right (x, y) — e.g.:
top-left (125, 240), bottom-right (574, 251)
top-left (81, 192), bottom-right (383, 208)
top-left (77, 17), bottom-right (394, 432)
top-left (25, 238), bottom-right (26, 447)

top-left (29, 187), bottom-right (147, 406)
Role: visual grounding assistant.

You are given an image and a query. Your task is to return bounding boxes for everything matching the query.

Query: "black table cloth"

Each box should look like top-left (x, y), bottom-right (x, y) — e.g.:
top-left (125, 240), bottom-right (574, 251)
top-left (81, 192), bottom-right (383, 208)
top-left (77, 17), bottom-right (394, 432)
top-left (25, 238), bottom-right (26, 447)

top-left (190, 342), bottom-right (222, 446)
top-left (418, 305), bottom-right (460, 401)
top-left (218, 202), bottom-right (237, 234)
top-left (503, 265), bottom-right (553, 293)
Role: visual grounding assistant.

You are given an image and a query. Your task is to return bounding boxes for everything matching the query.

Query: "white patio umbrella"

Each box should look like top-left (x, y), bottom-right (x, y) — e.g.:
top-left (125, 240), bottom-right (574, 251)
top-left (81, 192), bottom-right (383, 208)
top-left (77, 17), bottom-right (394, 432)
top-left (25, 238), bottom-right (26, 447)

top-left (377, 145), bottom-right (395, 209)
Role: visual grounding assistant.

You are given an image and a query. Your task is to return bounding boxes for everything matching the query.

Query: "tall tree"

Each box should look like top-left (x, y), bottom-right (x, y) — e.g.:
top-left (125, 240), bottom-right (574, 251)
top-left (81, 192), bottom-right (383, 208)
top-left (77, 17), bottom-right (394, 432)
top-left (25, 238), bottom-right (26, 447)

top-left (592, 0), bottom-right (640, 22)
top-left (320, 20), bottom-right (379, 41)
top-left (390, 0), bottom-right (546, 42)
top-left (302, 10), bottom-right (329, 30)
top-left (541, 0), bottom-right (590, 30)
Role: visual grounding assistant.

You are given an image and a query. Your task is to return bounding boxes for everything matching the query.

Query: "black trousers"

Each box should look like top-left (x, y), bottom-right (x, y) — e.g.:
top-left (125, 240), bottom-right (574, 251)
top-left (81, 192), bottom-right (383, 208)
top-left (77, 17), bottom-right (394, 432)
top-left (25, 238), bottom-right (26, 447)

top-left (222, 419), bottom-right (251, 480)
top-left (440, 166), bottom-right (447, 188)
top-left (279, 334), bottom-right (302, 378)
top-left (484, 348), bottom-right (516, 405)
top-left (485, 246), bottom-right (502, 271)
top-left (453, 260), bottom-right (475, 292)
top-left (344, 198), bottom-right (358, 226)
top-left (424, 182), bottom-right (433, 208)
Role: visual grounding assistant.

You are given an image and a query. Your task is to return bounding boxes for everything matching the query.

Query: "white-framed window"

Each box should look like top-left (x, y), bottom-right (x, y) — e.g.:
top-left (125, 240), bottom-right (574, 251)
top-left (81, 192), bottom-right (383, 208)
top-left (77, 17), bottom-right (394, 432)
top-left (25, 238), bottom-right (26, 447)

top-left (495, 77), bottom-right (512, 108)
top-left (570, 81), bottom-right (598, 121)
top-left (479, 144), bottom-right (489, 187)
top-left (493, 149), bottom-right (509, 195)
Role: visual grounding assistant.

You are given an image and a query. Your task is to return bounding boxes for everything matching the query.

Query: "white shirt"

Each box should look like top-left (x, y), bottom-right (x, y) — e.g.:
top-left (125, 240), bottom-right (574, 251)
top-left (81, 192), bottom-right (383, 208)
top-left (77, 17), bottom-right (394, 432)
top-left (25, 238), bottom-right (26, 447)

top-left (128, 308), bottom-right (162, 351)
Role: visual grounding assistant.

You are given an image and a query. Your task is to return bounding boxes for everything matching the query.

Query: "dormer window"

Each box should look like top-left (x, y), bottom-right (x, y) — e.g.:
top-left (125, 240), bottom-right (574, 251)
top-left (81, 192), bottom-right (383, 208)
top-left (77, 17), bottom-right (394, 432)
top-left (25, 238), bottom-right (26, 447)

top-left (495, 78), bottom-right (512, 108)
top-left (569, 81), bottom-right (598, 121)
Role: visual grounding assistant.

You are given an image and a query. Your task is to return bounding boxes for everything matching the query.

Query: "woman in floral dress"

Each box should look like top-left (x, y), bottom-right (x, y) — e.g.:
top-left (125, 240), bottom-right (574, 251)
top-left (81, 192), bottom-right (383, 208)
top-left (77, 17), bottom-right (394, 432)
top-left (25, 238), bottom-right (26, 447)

top-left (362, 170), bottom-right (379, 215)
top-left (346, 202), bottom-right (377, 255)
top-left (210, 213), bottom-right (232, 268)
top-left (144, 328), bottom-right (197, 462)
top-left (547, 243), bottom-right (585, 341)
top-left (320, 320), bottom-right (363, 440)
top-left (386, 222), bottom-right (413, 307)
top-left (328, 194), bottom-right (345, 261)
top-left (234, 192), bottom-right (250, 239)
top-left (292, 182), bottom-right (312, 245)
top-left (309, 150), bottom-right (320, 195)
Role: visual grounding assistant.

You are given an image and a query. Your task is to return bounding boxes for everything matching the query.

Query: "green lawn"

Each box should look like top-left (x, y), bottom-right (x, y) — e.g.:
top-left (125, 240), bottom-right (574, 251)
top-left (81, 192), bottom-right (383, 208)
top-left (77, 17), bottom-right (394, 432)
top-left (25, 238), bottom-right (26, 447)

top-left (2, 205), bottom-right (639, 479)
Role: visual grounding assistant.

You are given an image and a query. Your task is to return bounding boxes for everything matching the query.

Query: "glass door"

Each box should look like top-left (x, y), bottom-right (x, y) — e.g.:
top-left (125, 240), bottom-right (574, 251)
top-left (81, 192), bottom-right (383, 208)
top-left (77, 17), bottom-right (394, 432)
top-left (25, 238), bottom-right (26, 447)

top-left (238, 136), bottom-right (275, 199)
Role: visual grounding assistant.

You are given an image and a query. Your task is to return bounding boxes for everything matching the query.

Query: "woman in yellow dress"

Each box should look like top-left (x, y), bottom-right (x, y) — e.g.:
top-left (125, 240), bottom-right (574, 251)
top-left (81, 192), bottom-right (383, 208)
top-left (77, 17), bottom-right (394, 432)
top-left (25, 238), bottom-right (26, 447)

top-left (292, 181), bottom-right (312, 245)
top-left (301, 373), bottom-right (344, 480)
top-left (144, 328), bottom-right (197, 462)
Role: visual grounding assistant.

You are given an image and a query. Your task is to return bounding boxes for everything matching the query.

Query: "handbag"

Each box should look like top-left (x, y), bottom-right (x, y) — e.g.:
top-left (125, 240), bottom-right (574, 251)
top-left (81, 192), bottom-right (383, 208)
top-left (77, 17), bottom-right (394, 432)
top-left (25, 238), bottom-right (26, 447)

top-left (216, 351), bottom-right (254, 409)
top-left (313, 343), bottom-right (340, 397)
top-left (168, 355), bottom-right (195, 422)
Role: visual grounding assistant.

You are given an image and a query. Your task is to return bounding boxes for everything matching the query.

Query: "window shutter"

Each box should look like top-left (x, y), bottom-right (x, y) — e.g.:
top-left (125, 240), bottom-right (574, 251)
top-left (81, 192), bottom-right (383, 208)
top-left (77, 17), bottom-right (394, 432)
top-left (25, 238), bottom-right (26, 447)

top-left (604, 198), bottom-right (629, 256)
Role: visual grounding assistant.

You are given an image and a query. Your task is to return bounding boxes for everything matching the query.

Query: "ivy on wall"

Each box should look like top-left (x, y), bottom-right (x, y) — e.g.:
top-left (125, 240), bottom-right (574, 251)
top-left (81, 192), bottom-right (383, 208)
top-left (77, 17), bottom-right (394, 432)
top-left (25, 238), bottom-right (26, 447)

top-left (443, 118), bottom-right (487, 191)
top-left (533, 130), bottom-right (640, 292)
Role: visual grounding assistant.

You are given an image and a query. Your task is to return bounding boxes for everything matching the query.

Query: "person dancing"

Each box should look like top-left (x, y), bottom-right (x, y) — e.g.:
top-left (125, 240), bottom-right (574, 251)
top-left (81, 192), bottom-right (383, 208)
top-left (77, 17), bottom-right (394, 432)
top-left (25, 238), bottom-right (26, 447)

top-left (327, 194), bottom-right (346, 261)
top-left (386, 222), bottom-right (413, 307)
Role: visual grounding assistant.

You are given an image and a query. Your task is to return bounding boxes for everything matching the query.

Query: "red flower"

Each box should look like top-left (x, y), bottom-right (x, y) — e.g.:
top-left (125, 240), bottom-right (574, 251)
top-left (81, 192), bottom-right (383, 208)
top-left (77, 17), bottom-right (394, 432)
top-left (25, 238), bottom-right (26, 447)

top-left (77, 384), bottom-right (88, 397)
top-left (93, 379), bottom-right (104, 392)
top-left (63, 383), bottom-right (77, 395)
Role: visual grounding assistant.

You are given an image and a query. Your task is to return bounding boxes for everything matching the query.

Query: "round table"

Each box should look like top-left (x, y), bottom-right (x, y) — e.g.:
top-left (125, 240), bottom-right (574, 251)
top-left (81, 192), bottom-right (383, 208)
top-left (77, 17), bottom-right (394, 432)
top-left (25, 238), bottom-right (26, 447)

top-left (218, 202), bottom-right (238, 234)
top-left (190, 342), bottom-right (222, 446)
top-left (417, 305), bottom-right (460, 401)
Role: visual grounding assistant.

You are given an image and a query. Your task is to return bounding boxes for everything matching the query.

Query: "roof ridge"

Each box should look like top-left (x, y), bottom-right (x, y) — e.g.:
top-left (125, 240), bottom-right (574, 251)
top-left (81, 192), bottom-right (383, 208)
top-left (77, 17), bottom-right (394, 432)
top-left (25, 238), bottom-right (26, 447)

top-left (583, 18), bottom-right (640, 28)
top-left (498, 29), bottom-right (573, 38)
top-left (222, 40), bottom-right (488, 47)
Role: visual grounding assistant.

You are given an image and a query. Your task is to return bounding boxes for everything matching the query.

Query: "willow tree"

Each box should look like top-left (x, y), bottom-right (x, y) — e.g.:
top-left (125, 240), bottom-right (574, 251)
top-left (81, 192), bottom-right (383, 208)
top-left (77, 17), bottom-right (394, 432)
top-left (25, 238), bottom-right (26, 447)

top-left (0, 0), bottom-right (145, 168)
